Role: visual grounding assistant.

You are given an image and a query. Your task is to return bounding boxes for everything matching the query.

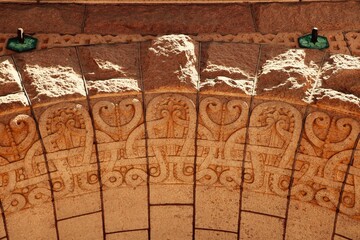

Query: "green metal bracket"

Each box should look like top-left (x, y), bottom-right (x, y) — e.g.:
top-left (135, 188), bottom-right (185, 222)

top-left (6, 28), bottom-right (38, 53)
top-left (298, 27), bottom-right (329, 50)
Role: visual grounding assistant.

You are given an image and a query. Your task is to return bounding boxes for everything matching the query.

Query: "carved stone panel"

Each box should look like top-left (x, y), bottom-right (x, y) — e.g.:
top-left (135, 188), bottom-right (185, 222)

top-left (37, 102), bottom-right (102, 220)
top-left (91, 95), bottom-right (148, 233)
top-left (146, 93), bottom-right (196, 204)
top-left (195, 95), bottom-right (249, 231)
top-left (242, 100), bottom-right (303, 217)
top-left (0, 94), bottom-right (57, 239)
top-left (286, 108), bottom-right (360, 239)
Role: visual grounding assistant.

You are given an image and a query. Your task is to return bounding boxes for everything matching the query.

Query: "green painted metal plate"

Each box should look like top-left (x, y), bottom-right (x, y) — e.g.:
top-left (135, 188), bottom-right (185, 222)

top-left (6, 36), bottom-right (38, 53)
top-left (298, 34), bottom-right (329, 50)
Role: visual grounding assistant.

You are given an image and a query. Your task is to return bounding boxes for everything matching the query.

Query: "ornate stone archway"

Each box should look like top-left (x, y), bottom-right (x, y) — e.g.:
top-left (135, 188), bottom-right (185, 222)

top-left (0, 2), bottom-right (360, 240)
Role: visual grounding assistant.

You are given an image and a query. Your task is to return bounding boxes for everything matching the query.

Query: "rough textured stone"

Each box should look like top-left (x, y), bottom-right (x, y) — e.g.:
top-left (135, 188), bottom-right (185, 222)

top-left (13, 48), bottom-right (86, 104)
top-left (0, 4), bottom-right (84, 34)
top-left (254, 2), bottom-right (360, 34)
top-left (0, 56), bottom-right (22, 96)
top-left (0, 31), bottom-right (359, 240)
top-left (142, 35), bottom-right (199, 92)
top-left (85, 4), bottom-right (254, 35)
top-left (78, 44), bottom-right (141, 95)
top-left (345, 32), bottom-right (360, 56)
top-left (200, 42), bottom-right (259, 95)
top-left (312, 53), bottom-right (360, 112)
top-left (0, 92), bottom-right (28, 113)
top-left (255, 45), bottom-right (325, 104)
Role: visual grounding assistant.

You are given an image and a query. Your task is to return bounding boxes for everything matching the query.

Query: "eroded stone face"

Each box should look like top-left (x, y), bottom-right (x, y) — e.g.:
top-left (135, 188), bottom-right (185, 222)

top-left (0, 34), bottom-right (359, 240)
top-left (142, 35), bottom-right (199, 92)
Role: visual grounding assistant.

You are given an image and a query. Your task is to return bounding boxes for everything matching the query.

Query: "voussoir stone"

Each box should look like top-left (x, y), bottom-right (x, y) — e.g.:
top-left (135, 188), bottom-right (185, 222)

top-left (255, 45), bottom-right (325, 104)
top-left (85, 4), bottom-right (254, 35)
top-left (0, 56), bottom-right (23, 96)
top-left (0, 4), bottom-right (84, 34)
top-left (78, 44), bottom-right (141, 95)
top-left (13, 48), bottom-right (86, 104)
top-left (200, 42), bottom-right (260, 95)
top-left (312, 53), bottom-right (360, 111)
top-left (254, 2), bottom-right (360, 34)
top-left (0, 92), bottom-right (29, 113)
top-left (142, 35), bottom-right (199, 92)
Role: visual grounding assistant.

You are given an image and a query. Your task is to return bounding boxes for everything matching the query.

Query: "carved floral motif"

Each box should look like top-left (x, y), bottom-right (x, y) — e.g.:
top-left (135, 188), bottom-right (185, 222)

top-left (0, 98), bottom-right (359, 218)
top-left (146, 94), bottom-right (196, 184)
top-left (38, 103), bottom-right (99, 198)
top-left (245, 102), bottom-right (303, 197)
top-left (93, 98), bottom-right (147, 189)
top-left (0, 114), bottom-right (50, 213)
top-left (294, 112), bottom-right (360, 214)
top-left (197, 96), bottom-right (249, 189)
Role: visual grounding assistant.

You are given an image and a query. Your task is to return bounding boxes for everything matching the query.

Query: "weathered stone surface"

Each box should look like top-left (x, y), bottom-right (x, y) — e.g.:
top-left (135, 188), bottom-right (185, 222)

top-left (0, 56), bottom-right (22, 96)
top-left (286, 201), bottom-right (335, 240)
top-left (323, 31), bottom-right (350, 55)
top-left (85, 4), bottom-right (254, 35)
top-left (0, 4), bottom-right (84, 34)
top-left (287, 107), bottom-right (359, 239)
top-left (57, 212), bottom-right (103, 240)
top-left (89, 94), bottom-right (148, 233)
top-left (255, 45), bottom-right (325, 104)
top-left (13, 48), bottom-right (86, 104)
top-left (151, 206), bottom-right (193, 240)
top-left (0, 92), bottom-right (28, 113)
top-left (240, 212), bottom-right (284, 239)
top-left (0, 94), bottom-right (58, 240)
top-left (254, 2), bottom-right (360, 34)
top-left (345, 32), bottom-right (360, 57)
top-left (334, 150), bottom-right (360, 239)
top-left (242, 99), bottom-right (305, 218)
top-left (0, 31), bottom-right (359, 240)
top-left (103, 187), bottom-right (148, 232)
top-left (6, 205), bottom-right (57, 240)
top-left (142, 35), bottom-right (199, 92)
top-left (195, 94), bottom-right (249, 232)
top-left (200, 42), bottom-right (259, 95)
top-left (311, 53), bottom-right (360, 112)
top-left (145, 92), bottom-right (196, 204)
top-left (78, 44), bottom-right (141, 95)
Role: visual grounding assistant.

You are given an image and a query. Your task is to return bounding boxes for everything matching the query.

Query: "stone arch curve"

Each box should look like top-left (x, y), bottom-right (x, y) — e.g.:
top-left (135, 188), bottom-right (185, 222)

top-left (0, 3), bottom-right (360, 239)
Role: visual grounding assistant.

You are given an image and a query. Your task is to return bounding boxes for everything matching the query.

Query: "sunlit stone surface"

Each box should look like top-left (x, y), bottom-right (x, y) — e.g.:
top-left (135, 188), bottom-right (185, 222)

top-left (0, 2), bottom-right (360, 240)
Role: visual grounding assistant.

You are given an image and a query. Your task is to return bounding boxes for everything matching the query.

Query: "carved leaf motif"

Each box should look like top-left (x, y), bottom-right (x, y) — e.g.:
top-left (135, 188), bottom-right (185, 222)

top-left (0, 115), bottom-right (36, 163)
top-left (199, 97), bottom-right (248, 141)
top-left (93, 98), bottom-right (142, 142)
top-left (246, 102), bottom-right (302, 195)
top-left (294, 111), bottom-right (360, 214)
top-left (38, 103), bottom-right (95, 197)
top-left (39, 103), bottom-right (93, 165)
top-left (147, 94), bottom-right (196, 183)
